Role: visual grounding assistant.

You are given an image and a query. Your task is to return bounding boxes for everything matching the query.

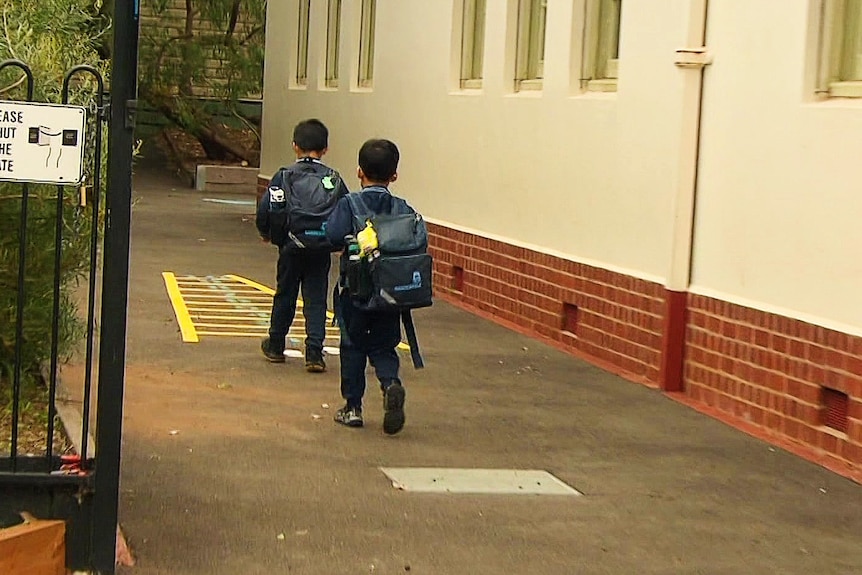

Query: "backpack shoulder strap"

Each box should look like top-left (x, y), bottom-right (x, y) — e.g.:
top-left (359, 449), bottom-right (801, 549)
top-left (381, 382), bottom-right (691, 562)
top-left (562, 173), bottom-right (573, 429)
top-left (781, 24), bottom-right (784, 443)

top-left (345, 193), bottom-right (372, 231)
top-left (388, 195), bottom-right (414, 216)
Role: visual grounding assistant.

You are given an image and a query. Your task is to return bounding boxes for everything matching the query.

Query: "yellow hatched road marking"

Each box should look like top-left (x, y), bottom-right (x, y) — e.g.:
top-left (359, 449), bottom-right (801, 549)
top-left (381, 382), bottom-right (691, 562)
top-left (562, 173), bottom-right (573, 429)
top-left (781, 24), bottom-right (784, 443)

top-left (164, 272), bottom-right (410, 350)
top-left (162, 272), bottom-right (200, 343)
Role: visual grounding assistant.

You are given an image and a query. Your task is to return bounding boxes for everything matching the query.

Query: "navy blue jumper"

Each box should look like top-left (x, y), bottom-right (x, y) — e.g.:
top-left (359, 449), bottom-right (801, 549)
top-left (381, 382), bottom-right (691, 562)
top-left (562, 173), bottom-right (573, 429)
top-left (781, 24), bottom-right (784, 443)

top-left (326, 186), bottom-right (406, 408)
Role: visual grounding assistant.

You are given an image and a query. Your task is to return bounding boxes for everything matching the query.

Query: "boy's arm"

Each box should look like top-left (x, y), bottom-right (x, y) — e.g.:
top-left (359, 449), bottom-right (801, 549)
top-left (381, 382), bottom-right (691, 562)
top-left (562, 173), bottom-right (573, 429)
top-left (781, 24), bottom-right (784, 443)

top-left (257, 169), bottom-right (289, 241)
top-left (255, 189), bottom-right (271, 241)
top-left (325, 196), bottom-right (353, 249)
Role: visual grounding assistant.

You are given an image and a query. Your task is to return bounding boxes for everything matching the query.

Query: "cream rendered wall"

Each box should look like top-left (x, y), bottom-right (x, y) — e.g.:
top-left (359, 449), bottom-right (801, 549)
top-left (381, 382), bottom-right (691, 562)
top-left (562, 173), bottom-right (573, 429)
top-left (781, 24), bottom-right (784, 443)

top-left (691, 1), bottom-right (862, 334)
top-left (261, 0), bottom-right (698, 283)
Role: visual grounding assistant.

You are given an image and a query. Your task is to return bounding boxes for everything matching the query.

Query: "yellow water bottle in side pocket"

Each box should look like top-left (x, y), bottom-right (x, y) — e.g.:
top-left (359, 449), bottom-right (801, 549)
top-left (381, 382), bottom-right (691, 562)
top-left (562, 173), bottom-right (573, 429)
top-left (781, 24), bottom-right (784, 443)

top-left (356, 221), bottom-right (378, 255)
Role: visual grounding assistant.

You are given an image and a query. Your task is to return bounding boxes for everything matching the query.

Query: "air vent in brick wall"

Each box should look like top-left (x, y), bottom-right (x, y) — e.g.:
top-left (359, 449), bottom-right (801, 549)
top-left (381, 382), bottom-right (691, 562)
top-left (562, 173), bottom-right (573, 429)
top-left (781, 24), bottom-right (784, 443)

top-left (562, 302), bottom-right (579, 335)
top-left (452, 266), bottom-right (464, 293)
top-left (821, 387), bottom-right (849, 434)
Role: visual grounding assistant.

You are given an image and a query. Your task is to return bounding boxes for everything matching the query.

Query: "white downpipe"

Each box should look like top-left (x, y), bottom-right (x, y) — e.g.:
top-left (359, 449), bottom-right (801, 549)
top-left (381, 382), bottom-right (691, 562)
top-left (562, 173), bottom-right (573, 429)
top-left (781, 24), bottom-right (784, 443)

top-left (666, 0), bottom-right (710, 292)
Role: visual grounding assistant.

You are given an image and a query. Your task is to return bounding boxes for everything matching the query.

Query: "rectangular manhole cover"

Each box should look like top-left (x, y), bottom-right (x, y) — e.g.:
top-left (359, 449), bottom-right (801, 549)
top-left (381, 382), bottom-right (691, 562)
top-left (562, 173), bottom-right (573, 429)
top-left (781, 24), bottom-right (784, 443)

top-left (379, 468), bottom-right (581, 495)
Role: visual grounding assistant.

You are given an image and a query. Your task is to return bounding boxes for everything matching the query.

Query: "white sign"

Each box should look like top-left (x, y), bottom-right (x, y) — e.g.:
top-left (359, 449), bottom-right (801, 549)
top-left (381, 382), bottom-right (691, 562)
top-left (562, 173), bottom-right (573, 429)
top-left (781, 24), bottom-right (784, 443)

top-left (0, 100), bottom-right (87, 185)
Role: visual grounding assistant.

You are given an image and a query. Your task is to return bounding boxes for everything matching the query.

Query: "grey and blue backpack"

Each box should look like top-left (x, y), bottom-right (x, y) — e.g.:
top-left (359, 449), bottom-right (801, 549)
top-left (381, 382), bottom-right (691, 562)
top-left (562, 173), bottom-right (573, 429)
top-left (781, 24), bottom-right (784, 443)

top-left (268, 158), bottom-right (344, 250)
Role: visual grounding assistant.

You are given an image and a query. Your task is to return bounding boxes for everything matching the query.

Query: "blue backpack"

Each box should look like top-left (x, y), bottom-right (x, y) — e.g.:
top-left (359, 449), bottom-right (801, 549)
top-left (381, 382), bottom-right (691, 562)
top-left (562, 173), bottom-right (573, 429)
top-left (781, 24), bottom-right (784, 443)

top-left (345, 193), bottom-right (433, 312)
top-left (267, 159), bottom-right (344, 250)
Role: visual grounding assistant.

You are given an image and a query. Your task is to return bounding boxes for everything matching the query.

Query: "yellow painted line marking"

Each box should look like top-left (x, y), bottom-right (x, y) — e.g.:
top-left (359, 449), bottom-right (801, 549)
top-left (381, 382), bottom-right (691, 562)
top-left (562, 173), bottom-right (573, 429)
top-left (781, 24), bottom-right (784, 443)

top-left (177, 289), bottom-right (263, 295)
top-left (197, 331), bottom-right (269, 338)
top-left (183, 301), bottom-right (272, 307)
top-left (195, 323), bottom-right (268, 329)
top-left (191, 315), bottom-right (268, 322)
top-left (226, 274), bottom-right (275, 296)
top-left (162, 272), bottom-right (200, 343)
top-left (175, 293), bottom-right (272, 301)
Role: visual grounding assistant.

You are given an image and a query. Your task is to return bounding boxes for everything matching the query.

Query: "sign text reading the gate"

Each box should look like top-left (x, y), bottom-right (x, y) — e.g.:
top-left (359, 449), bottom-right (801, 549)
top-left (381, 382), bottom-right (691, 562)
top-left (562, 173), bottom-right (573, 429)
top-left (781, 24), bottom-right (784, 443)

top-left (0, 121), bottom-right (20, 172)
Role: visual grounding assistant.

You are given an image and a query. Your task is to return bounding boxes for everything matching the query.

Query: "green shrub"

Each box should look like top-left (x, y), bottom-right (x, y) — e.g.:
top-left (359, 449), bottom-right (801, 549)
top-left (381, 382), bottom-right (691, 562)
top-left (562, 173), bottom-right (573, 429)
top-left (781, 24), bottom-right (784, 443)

top-left (0, 0), bottom-right (109, 390)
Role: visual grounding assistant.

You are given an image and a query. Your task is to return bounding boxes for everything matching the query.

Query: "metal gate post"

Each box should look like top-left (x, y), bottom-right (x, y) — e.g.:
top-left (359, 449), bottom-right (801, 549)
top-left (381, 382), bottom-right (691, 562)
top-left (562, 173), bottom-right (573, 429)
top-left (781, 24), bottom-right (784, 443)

top-left (91, 0), bottom-right (139, 572)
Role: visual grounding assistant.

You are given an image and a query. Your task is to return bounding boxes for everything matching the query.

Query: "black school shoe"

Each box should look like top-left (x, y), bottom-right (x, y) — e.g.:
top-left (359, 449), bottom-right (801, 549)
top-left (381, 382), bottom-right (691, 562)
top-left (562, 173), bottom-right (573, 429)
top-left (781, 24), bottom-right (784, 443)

top-left (305, 348), bottom-right (326, 373)
top-left (382, 383), bottom-right (406, 435)
top-left (260, 337), bottom-right (285, 363)
top-left (334, 405), bottom-right (364, 427)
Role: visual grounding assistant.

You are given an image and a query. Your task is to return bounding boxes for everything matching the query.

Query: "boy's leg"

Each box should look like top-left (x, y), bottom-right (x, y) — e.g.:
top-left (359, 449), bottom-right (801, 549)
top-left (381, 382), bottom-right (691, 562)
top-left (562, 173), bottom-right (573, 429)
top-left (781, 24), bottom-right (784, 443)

top-left (265, 249), bottom-right (301, 360)
top-left (334, 292), bottom-right (367, 427)
top-left (366, 312), bottom-right (405, 435)
top-left (298, 251), bottom-right (331, 371)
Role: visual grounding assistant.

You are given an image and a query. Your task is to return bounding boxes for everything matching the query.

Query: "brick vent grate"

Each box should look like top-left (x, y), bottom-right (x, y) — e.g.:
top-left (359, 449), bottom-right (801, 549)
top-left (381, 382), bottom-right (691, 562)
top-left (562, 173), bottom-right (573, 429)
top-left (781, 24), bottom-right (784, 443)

top-left (821, 387), bottom-right (849, 434)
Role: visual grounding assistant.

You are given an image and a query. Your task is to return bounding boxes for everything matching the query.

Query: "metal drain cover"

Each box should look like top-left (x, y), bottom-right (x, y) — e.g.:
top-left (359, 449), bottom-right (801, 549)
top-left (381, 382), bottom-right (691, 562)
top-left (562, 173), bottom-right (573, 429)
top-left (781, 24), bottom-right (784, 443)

top-left (379, 468), bottom-right (581, 495)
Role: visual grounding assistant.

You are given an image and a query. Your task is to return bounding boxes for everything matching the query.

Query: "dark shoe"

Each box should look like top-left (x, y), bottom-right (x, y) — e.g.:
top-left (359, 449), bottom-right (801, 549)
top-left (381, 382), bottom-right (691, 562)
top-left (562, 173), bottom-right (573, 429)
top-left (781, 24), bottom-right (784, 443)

top-left (334, 405), bottom-right (363, 428)
top-left (382, 383), bottom-right (405, 435)
top-left (261, 337), bottom-right (285, 363)
top-left (305, 348), bottom-right (326, 373)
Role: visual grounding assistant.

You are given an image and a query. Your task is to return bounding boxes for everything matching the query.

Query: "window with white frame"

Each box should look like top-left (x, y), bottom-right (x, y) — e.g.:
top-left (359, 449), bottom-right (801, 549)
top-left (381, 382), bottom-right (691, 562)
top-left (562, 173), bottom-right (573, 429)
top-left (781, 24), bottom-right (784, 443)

top-left (460, 0), bottom-right (487, 89)
top-left (296, 0), bottom-right (311, 86)
top-left (582, 0), bottom-right (621, 92)
top-left (821, 0), bottom-right (862, 97)
top-left (325, 0), bottom-right (342, 88)
top-left (358, 0), bottom-right (376, 88)
top-left (515, 0), bottom-right (547, 91)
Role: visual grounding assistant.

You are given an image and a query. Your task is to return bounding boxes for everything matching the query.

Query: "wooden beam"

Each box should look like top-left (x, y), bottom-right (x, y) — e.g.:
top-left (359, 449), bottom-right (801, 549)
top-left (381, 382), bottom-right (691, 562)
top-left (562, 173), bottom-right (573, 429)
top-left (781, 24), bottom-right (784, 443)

top-left (0, 517), bottom-right (66, 575)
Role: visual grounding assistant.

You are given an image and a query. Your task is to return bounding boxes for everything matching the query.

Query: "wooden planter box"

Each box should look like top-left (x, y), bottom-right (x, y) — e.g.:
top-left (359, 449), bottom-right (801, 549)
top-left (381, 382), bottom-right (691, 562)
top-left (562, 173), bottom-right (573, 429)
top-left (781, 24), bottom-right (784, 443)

top-left (0, 514), bottom-right (65, 575)
top-left (195, 165), bottom-right (259, 194)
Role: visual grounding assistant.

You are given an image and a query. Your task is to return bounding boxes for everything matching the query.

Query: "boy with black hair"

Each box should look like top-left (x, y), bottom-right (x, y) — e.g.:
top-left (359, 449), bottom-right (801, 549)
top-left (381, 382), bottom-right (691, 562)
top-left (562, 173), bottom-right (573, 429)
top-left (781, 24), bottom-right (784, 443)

top-left (256, 119), bottom-right (349, 371)
top-left (325, 138), bottom-right (414, 434)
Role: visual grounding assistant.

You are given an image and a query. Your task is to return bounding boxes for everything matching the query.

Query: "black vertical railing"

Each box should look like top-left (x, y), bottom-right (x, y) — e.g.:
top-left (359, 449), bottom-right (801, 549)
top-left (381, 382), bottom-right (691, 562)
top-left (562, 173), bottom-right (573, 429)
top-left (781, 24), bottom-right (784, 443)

top-left (92, 0), bottom-right (140, 570)
top-left (62, 66), bottom-right (106, 467)
top-left (1, 59), bottom-right (34, 473)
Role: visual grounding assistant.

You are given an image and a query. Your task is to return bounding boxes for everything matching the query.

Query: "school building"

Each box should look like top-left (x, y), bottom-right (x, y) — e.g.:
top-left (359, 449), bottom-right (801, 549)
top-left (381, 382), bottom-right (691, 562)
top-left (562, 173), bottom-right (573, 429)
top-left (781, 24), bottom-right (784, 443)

top-left (257, 0), bottom-right (862, 476)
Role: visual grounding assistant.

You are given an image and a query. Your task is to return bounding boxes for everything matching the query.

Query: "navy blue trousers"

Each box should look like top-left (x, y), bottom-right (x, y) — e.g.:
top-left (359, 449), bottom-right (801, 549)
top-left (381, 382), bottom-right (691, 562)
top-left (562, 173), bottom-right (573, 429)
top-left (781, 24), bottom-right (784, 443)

top-left (268, 249), bottom-right (331, 353)
top-left (337, 290), bottom-right (401, 409)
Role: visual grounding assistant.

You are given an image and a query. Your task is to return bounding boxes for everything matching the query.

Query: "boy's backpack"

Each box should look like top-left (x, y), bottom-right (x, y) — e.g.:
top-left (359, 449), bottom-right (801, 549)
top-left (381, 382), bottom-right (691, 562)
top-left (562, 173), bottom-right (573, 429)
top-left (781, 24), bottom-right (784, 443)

top-left (345, 192), bottom-right (433, 312)
top-left (268, 159), bottom-right (343, 250)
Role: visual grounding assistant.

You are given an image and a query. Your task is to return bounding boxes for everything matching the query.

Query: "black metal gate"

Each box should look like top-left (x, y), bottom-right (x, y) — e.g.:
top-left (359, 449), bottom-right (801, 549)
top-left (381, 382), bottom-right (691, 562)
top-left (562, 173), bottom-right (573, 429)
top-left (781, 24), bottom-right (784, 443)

top-left (0, 3), bottom-right (138, 573)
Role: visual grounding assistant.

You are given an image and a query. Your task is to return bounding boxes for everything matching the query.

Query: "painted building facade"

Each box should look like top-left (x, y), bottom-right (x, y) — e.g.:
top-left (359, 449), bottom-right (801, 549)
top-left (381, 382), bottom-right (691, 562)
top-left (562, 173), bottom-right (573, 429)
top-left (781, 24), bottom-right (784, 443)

top-left (258, 0), bottom-right (862, 476)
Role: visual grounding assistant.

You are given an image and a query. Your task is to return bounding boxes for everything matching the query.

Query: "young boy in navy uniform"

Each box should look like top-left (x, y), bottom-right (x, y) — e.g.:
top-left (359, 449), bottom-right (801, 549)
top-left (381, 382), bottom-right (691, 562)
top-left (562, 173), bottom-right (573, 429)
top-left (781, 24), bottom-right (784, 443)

top-left (256, 119), bottom-right (348, 371)
top-left (325, 139), bottom-right (412, 434)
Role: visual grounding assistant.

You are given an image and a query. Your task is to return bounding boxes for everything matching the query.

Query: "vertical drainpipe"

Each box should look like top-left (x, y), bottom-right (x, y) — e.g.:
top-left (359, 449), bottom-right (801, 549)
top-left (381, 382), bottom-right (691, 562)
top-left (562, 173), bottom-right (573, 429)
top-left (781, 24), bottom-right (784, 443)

top-left (659, 0), bottom-right (711, 392)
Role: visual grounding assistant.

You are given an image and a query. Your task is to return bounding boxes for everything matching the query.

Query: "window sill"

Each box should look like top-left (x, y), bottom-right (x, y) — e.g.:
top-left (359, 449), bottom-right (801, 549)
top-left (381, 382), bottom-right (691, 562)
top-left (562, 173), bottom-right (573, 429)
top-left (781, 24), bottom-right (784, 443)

top-left (829, 81), bottom-right (862, 98)
top-left (288, 83), bottom-right (309, 91)
top-left (515, 79), bottom-right (543, 92)
top-left (586, 78), bottom-right (618, 93)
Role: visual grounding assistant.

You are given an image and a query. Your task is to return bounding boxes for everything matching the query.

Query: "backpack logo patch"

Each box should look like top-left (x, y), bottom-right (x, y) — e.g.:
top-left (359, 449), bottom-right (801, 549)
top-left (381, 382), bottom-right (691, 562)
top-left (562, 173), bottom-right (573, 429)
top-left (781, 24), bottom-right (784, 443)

top-left (394, 271), bottom-right (423, 292)
top-left (269, 187), bottom-right (285, 203)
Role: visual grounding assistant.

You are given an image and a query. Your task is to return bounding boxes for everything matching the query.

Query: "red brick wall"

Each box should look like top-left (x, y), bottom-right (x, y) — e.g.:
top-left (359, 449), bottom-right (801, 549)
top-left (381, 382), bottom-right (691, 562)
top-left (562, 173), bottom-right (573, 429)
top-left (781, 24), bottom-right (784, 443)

top-left (428, 222), bottom-right (861, 472)
top-left (685, 294), bottom-right (862, 468)
top-left (427, 223), bottom-right (665, 383)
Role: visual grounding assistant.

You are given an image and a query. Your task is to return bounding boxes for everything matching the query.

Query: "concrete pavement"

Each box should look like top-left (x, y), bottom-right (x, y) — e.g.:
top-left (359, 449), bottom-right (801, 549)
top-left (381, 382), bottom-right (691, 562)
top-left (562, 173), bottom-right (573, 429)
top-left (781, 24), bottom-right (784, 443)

top-left (112, 166), bottom-right (862, 574)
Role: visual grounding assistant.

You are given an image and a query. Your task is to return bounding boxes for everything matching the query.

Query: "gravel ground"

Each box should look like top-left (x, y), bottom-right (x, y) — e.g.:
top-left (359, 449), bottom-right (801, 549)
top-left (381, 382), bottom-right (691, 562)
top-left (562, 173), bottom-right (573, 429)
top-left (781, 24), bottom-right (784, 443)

top-left (1, 382), bottom-right (73, 457)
